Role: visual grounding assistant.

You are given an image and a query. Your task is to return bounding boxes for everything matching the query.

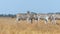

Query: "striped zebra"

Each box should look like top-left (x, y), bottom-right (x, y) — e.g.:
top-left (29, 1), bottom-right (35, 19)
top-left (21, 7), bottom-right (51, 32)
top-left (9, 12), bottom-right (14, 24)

top-left (49, 14), bottom-right (56, 24)
top-left (39, 15), bottom-right (49, 24)
top-left (16, 13), bottom-right (28, 22)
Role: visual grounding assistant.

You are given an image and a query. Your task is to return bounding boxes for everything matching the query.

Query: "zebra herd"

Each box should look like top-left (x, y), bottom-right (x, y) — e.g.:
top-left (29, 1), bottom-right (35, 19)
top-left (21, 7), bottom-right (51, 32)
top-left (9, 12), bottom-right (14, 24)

top-left (16, 12), bottom-right (57, 24)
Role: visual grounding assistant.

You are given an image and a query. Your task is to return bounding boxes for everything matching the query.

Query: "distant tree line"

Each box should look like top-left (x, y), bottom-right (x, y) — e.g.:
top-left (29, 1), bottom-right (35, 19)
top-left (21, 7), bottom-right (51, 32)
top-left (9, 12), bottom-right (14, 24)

top-left (0, 14), bottom-right (16, 18)
top-left (48, 12), bottom-right (60, 14)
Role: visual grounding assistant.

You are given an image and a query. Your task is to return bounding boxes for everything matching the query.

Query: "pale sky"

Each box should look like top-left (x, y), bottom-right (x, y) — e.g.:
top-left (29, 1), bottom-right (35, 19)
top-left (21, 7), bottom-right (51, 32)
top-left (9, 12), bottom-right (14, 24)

top-left (0, 0), bottom-right (60, 14)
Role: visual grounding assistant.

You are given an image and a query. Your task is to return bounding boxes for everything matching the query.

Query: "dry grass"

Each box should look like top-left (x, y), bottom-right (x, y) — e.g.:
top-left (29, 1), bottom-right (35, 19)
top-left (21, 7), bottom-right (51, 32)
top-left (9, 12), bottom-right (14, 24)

top-left (0, 17), bottom-right (60, 34)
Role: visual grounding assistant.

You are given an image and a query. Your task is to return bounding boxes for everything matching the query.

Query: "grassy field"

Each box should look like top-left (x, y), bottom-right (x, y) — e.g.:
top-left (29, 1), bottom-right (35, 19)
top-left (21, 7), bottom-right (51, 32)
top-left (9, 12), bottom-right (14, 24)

top-left (0, 17), bottom-right (60, 34)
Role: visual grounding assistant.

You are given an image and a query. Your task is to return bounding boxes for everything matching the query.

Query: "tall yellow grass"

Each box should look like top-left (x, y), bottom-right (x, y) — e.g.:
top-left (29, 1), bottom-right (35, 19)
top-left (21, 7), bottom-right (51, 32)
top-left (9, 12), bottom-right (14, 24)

top-left (0, 17), bottom-right (60, 34)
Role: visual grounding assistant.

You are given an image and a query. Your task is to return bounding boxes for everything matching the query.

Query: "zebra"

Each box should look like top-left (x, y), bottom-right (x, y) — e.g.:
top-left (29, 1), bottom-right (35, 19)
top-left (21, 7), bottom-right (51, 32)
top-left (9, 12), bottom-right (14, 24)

top-left (49, 14), bottom-right (56, 24)
top-left (26, 14), bottom-right (35, 24)
top-left (34, 14), bottom-right (49, 24)
top-left (40, 15), bottom-right (49, 24)
top-left (16, 13), bottom-right (28, 22)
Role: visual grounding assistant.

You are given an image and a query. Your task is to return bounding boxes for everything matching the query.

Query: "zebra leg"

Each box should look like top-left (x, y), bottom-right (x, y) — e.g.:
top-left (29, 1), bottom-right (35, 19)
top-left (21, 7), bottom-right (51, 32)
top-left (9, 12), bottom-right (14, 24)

top-left (52, 19), bottom-right (56, 24)
top-left (54, 20), bottom-right (56, 24)
top-left (27, 18), bottom-right (29, 23)
top-left (45, 19), bottom-right (48, 24)
top-left (45, 20), bottom-right (47, 24)
top-left (50, 19), bottom-right (53, 24)
top-left (28, 19), bottom-right (32, 24)
top-left (38, 16), bottom-right (40, 22)
top-left (51, 20), bottom-right (54, 24)
top-left (16, 17), bottom-right (19, 21)
top-left (37, 18), bottom-right (39, 21)
top-left (38, 17), bottom-right (40, 23)
top-left (30, 19), bottom-right (33, 24)
top-left (16, 17), bottom-right (20, 23)
top-left (27, 18), bottom-right (32, 24)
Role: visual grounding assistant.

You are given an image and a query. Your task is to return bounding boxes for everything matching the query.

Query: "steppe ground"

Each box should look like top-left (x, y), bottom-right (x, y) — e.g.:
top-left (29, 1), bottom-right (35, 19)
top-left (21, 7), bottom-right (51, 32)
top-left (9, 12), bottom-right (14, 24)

top-left (0, 17), bottom-right (60, 34)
